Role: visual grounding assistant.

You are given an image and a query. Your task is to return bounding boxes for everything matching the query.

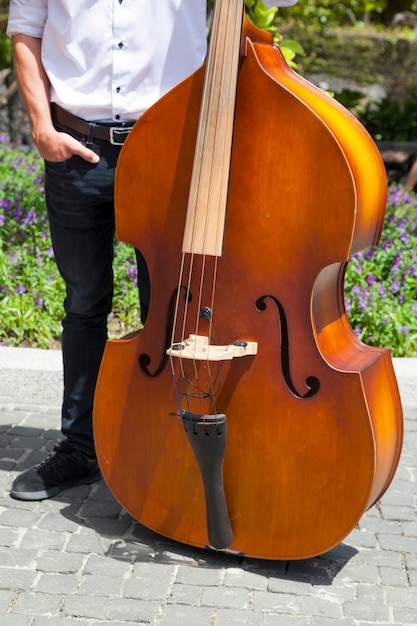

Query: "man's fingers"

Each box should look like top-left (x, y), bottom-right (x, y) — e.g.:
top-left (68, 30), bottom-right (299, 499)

top-left (70, 140), bottom-right (100, 164)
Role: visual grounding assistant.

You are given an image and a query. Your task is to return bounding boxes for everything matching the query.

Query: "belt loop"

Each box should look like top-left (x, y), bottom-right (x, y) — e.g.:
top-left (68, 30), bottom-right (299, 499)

top-left (86, 122), bottom-right (95, 146)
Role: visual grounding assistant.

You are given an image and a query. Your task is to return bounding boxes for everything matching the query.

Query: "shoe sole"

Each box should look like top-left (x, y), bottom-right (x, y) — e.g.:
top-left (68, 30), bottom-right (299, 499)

top-left (9, 471), bottom-right (102, 501)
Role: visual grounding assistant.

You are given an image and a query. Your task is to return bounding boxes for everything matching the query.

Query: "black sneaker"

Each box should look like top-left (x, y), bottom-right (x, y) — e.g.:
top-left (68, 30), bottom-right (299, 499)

top-left (10, 439), bottom-right (101, 501)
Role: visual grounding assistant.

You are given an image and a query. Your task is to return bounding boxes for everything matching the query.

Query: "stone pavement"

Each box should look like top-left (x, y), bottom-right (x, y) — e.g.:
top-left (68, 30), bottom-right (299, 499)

top-left (0, 349), bottom-right (416, 625)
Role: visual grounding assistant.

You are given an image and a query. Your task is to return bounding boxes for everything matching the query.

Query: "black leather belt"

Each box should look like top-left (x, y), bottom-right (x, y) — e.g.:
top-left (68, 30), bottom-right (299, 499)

top-left (51, 103), bottom-right (135, 145)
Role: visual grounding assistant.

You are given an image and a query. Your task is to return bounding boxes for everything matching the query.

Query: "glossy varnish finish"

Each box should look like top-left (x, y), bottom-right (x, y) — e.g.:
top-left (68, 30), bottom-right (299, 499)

top-left (93, 9), bottom-right (403, 559)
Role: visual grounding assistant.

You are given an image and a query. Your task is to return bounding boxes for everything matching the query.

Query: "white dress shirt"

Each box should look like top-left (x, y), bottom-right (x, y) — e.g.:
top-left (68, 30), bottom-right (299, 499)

top-left (7, 0), bottom-right (297, 122)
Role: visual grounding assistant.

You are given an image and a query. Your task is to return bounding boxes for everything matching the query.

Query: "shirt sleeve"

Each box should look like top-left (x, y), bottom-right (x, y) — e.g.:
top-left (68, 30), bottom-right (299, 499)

top-left (6, 0), bottom-right (48, 38)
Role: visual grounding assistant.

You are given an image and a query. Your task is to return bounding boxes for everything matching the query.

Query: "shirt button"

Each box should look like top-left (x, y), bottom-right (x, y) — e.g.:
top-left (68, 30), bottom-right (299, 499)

top-left (115, 114), bottom-right (120, 120)
top-left (118, 42), bottom-right (124, 49)
top-left (116, 87), bottom-right (121, 93)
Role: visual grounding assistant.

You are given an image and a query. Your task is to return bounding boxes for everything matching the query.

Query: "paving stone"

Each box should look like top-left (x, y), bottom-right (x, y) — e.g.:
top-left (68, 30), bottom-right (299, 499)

top-left (392, 606), bottom-right (417, 624)
top-left (62, 594), bottom-right (111, 619)
top-left (253, 590), bottom-right (300, 613)
top-left (84, 553), bottom-right (132, 578)
top-left (386, 586), bottom-right (417, 610)
top-left (65, 533), bottom-right (109, 555)
top-left (175, 564), bottom-right (221, 586)
top-left (0, 509), bottom-right (42, 528)
top-left (0, 589), bottom-right (18, 612)
top-left (35, 551), bottom-right (85, 574)
top-left (35, 572), bottom-right (80, 595)
top-left (215, 608), bottom-right (263, 625)
top-left (379, 564), bottom-right (409, 586)
top-left (12, 592), bottom-right (63, 617)
top-left (344, 599), bottom-right (391, 622)
top-left (223, 567), bottom-right (267, 590)
top-left (262, 615), bottom-right (310, 626)
top-left (123, 575), bottom-right (172, 601)
top-left (377, 533), bottom-right (417, 553)
top-left (167, 581), bottom-right (201, 606)
top-left (158, 604), bottom-right (214, 626)
top-left (30, 616), bottom-right (98, 626)
top-left (0, 526), bottom-right (26, 548)
top-left (267, 576), bottom-right (313, 595)
top-left (106, 597), bottom-right (160, 622)
top-left (0, 569), bottom-right (37, 591)
top-left (20, 529), bottom-right (68, 551)
top-left (0, 616), bottom-right (33, 626)
top-left (0, 547), bottom-right (38, 569)
top-left (201, 585), bottom-right (250, 609)
top-left (36, 512), bottom-right (85, 533)
top-left (297, 594), bottom-right (344, 619)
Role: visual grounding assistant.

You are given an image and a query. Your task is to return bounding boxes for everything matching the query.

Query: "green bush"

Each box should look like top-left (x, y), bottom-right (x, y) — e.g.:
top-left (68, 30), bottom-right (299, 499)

top-left (345, 185), bottom-right (417, 356)
top-left (0, 139), bottom-right (416, 356)
top-left (277, 0), bottom-right (386, 30)
top-left (356, 94), bottom-right (417, 141)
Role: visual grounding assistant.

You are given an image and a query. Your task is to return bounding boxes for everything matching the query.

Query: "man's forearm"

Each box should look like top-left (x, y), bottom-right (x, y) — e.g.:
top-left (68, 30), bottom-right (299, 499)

top-left (12, 34), bottom-right (55, 143)
top-left (11, 33), bottom-right (99, 163)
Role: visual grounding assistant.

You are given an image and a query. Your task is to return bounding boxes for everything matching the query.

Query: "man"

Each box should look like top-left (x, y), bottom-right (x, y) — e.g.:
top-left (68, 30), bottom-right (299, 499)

top-left (7, 0), bottom-right (297, 501)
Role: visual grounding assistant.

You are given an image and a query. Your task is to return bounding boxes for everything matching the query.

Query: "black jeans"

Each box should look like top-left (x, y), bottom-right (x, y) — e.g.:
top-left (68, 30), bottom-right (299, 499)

top-left (45, 135), bottom-right (122, 455)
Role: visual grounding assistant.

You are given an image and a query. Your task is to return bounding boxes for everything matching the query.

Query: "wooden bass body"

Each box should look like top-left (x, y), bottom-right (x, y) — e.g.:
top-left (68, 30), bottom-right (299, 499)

top-left (93, 32), bottom-right (403, 559)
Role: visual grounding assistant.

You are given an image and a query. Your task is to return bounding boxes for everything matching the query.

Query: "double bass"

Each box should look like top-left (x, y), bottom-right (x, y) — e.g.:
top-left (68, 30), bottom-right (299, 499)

top-left (93, 0), bottom-right (403, 559)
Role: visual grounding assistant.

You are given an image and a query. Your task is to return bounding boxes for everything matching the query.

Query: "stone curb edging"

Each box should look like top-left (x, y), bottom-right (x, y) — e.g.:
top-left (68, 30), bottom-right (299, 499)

top-left (0, 347), bottom-right (415, 407)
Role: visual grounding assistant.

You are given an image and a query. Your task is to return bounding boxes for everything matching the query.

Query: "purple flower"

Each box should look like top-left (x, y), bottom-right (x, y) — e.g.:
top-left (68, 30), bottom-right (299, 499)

top-left (381, 241), bottom-right (393, 252)
top-left (391, 279), bottom-right (401, 294)
top-left (364, 249), bottom-right (375, 261)
top-left (15, 284), bottom-right (26, 295)
top-left (391, 253), bottom-right (402, 273)
top-left (0, 198), bottom-right (10, 210)
top-left (126, 265), bottom-right (138, 287)
top-left (357, 298), bottom-right (368, 312)
top-left (23, 210), bottom-right (37, 226)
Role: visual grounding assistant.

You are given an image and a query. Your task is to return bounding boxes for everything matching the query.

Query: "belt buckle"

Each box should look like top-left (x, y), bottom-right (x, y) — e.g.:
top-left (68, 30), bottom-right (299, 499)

top-left (109, 126), bottom-right (130, 145)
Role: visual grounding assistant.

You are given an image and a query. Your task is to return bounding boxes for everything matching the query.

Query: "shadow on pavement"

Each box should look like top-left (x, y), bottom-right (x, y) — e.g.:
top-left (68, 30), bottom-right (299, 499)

top-left (1, 422), bottom-right (358, 586)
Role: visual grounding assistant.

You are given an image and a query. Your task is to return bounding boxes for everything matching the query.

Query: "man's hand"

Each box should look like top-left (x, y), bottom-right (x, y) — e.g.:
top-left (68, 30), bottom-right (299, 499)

top-left (34, 127), bottom-right (100, 164)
